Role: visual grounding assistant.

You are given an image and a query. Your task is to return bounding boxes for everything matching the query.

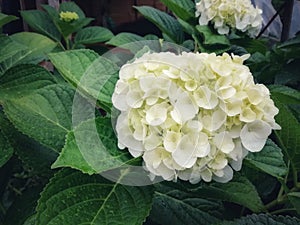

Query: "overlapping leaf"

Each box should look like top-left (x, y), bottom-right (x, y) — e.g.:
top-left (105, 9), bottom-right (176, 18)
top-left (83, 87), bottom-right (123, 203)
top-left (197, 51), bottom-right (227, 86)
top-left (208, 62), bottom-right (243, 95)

top-left (150, 183), bottom-right (222, 225)
top-left (36, 169), bottom-right (154, 225)
top-left (244, 139), bottom-right (287, 179)
top-left (52, 117), bottom-right (133, 174)
top-left (49, 49), bottom-right (119, 112)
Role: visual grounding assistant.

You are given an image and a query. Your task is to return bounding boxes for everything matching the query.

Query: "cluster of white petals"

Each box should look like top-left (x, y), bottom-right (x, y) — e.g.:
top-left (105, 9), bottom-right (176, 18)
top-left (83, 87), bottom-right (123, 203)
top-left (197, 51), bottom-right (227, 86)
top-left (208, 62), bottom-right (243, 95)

top-left (195, 0), bottom-right (263, 37)
top-left (112, 52), bottom-right (280, 183)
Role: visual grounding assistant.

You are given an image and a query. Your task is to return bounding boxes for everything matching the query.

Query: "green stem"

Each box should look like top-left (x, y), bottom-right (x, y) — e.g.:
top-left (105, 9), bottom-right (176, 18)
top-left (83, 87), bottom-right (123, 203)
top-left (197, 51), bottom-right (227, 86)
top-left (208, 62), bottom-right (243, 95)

top-left (265, 195), bottom-right (288, 210)
top-left (292, 164), bottom-right (298, 187)
top-left (270, 208), bottom-right (296, 215)
top-left (65, 38), bottom-right (70, 50)
top-left (192, 34), bottom-right (199, 53)
top-left (0, 201), bottom-right (6, 215)
top-left (58, 41), bottom-right (66, 51)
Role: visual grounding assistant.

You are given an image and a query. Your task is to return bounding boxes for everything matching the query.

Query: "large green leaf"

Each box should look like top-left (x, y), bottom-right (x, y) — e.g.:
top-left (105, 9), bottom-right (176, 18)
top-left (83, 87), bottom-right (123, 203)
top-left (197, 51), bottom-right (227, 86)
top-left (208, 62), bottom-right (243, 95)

top-left (0, 36), bottom-right (29, 75)
top-left (188, 174), bottom-right (265, 212)
top-left (271, 92), bottom-right (300, 170)
top-left (161, 0), bottom-right (195, 22)
top-left (20, 10), bottom-right (61, 41)
top-left (10, 32), bottom-right (57, 63)
top-left (49, 49), bottom-right (119, 112)
top-left (52, 117), bottom-right (133, 174)
top-left (134, 6), bottom-right (184, 44)
top-left (288, 192), bottom-right (300, 214)
top-left (269, 85), bottom-right (300, 104)
top-left (74, 26), bottom-right (113, 46)
top-left (0, 36), bottom-right (27, 63)
top-left (244, 139), bottom-right (287, 179)
top-left (150, 183), bottom-right (222, 225)
top-left (36, 169), bottom-right (154, 225)
top-left (3, 84), bottom-right (74, 152)
top-left (106, 32), bottom-right (144, 46)
top-left (0, 12), bottom-right (18, 28)
top-left (220, 214), bottom-right (300, 225)
top-left (0, 64), bottom-right (57, 100)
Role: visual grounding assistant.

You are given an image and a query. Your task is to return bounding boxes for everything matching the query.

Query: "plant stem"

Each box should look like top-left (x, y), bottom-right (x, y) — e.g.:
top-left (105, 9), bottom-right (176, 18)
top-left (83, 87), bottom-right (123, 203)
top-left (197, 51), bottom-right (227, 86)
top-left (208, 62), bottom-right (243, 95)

top-left (0, 201), bottom-right (6, 215)
top-left (292, 164), bottom-right (298, 187)
top-left (58, 41), bottom-right (66, 51)
top-left (265, 195), bottom-right (288, 210)
top-left (270, 208), bottom-right (296, 215)
top-left (65, 38), bottom-right (70, 50)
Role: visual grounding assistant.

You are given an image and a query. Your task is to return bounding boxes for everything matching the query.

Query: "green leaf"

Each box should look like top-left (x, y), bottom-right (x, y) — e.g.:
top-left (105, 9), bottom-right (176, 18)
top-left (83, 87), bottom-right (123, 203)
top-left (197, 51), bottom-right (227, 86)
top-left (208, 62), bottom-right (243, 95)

top-left (3, 84), bottom-right (74, 152)
top-left (41, 4), bottom-right (59, 20)
top-left (0, 35), bottom-right (29, 75)
top-left (0, 12), bottom-right (18, 28)
top-left (230, 38), bottom-right (268, 54)
top-left (271, 91), bottom-right (300, 170)
top-left (269, 85), bottom-right (300, 104)
top-left (0, 127), bottom-right (13, 167)
top-left (49, 49), bottom-right (119, 112)
top-left (36, 169), bottom-right (154, 225)
top-left (134, 6), bottom-right (184, 44)
top-left (52, 117), bottom-right (133, 174)
top-left (0, 64), bottom-right (57, 100)
top-left (0, 36), bottom-right (26, 63)
top-left (189, 174), bottom-right (265, 212)
top-left (150, 183), bottom-right (222, 225)
top-left (160, 0), bottom-right (195, 22)
top-left (196, 25), bottom-right (230, 47)
top-left (220, 214), bottom-right (300, 225)
top-left (244, 139), bottom-right (287, 179)
top-left (178, 18), bottom-right (197, 35)
top-left (288, 192), bottom-right (300, 214)
top-left (20, 10), bottom-right (61, 41)
top-left (106, 32), bottom-right (144, 46)
top-left (74, 26), bottom-right (113, 45)
top-left (10, 32), bottom-right (57, 63)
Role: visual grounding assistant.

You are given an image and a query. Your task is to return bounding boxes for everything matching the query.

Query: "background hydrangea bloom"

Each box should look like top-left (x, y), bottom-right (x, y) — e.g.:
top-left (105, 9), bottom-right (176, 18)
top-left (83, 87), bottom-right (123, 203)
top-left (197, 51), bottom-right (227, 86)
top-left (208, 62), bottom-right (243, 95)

top-left (195, 0), bottom-right (263, 37)
top-left (112, 52), bottom-right (280, 183)
top-left (59, 11), bottom-right (79, 22)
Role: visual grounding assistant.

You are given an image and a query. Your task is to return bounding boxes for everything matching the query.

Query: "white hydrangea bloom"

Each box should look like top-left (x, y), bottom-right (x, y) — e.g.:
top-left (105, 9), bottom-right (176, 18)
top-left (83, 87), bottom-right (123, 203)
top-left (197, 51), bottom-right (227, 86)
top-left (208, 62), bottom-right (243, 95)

top-left (195, 0), bottom-right (263, 37)
top-left (112, 52), bottom-right (280, 183)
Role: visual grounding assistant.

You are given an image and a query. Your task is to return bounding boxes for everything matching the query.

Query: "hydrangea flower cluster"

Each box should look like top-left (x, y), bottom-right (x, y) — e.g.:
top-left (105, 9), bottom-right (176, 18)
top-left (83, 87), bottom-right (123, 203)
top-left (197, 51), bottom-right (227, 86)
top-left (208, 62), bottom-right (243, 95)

top-left (59, 11), bottom-right (79, 22)
top-left (195, 0), bottom-right (263, 37)
top-left (112, 52), bottom-right (280, 183)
